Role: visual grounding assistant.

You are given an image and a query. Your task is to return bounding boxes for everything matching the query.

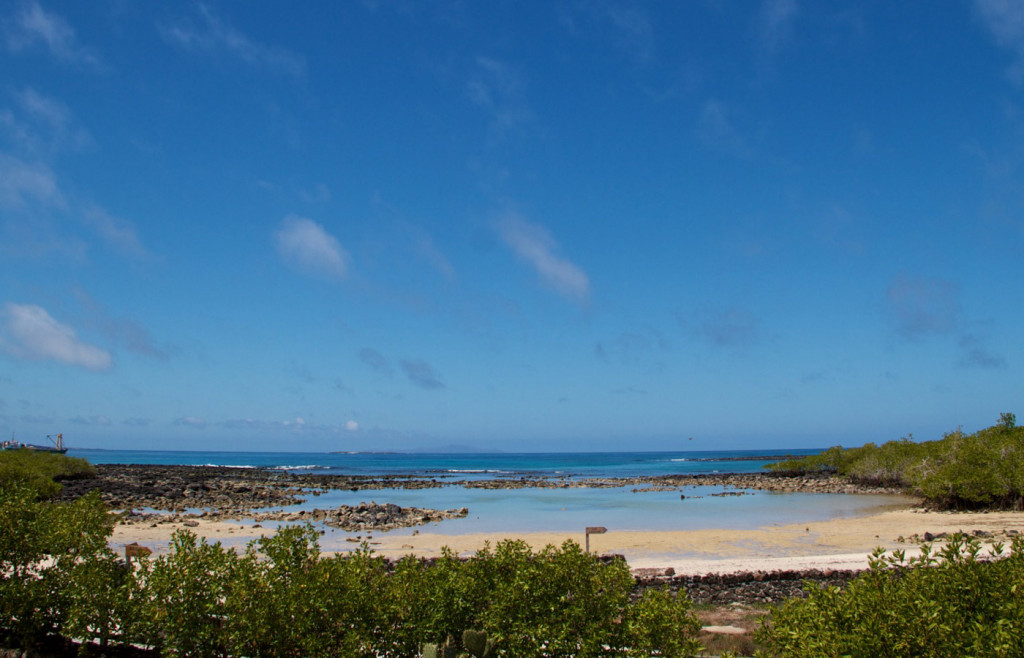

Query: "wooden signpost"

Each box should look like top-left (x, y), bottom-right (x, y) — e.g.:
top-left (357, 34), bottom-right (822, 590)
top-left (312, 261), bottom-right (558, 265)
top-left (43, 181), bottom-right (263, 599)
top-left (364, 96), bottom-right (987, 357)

top-left (125, 542), bottom-right (152, 569)
top-left (585, 526), bottom-right (607, 553)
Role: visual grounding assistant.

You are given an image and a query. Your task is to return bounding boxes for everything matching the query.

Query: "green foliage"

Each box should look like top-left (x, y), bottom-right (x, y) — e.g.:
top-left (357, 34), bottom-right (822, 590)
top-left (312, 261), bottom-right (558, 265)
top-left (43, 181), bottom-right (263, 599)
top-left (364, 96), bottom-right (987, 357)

top-left (0, 450), bottom-right (95, 499)
top-left (222, 526), bottom-right (370, 657)
top-left (623, 588), bottom-right (703, 657)
top-left (0, 483), bottom-right (113, 648)
top-left (766, 414), bottom-right (1024, 509)
top-left (468, 539), bottom-right (634, 656)
top-left (134, 530), bottom-right (236, 656)
top-left (757, 534), bottom-right (1024, 657)
top-left (1, 475), bottom-right (704, 657)
top-left (64, 549), bottom-right (144, 650)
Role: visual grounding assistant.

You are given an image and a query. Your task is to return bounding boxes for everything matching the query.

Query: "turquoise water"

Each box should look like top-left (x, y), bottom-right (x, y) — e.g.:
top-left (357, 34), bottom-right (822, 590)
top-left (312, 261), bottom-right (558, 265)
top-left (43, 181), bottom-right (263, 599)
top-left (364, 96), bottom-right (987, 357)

top-left (76, 449), bottom-right (909, 544)
top-left (70, 448), bottom-right (818, 478)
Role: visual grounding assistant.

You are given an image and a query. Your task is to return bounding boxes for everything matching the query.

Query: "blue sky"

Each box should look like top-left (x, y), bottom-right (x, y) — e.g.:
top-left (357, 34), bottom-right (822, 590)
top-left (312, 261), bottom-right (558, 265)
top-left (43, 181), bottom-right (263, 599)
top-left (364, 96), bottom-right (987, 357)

top-left (1, 1), bottom-right (1022, 452)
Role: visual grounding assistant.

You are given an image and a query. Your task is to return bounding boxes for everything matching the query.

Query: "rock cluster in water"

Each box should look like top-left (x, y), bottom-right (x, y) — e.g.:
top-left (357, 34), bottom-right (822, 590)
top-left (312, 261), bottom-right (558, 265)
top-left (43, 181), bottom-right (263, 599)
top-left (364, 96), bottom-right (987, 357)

top-left (239, 502), bottom-right (470, 531)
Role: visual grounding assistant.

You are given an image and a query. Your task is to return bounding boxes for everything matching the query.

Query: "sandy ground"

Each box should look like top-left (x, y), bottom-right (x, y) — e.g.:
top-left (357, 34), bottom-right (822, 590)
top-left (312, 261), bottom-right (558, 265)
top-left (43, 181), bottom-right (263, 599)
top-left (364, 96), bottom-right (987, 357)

top-left (110, 504), bottom-right (1024, 575)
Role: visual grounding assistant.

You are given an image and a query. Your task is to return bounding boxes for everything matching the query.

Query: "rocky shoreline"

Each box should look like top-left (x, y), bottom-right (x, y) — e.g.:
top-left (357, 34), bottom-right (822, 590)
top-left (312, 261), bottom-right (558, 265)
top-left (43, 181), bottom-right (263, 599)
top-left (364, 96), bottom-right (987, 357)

top-left (57, 463), bottom-right (907, 533)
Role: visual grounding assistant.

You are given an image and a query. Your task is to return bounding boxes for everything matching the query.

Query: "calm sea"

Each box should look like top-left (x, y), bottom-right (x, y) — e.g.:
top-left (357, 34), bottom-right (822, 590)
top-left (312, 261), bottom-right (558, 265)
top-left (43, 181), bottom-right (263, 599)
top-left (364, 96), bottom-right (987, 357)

top-left (70, 448), bottom-right (910, 547)
top-left (69, 448), bottom-right (817, 479)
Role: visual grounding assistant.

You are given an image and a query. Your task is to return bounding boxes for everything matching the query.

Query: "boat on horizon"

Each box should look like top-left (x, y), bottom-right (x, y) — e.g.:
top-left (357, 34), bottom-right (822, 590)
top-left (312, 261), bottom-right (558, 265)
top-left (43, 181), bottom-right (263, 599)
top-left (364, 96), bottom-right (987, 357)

top-left (0, 433), bottom-right (68, 454)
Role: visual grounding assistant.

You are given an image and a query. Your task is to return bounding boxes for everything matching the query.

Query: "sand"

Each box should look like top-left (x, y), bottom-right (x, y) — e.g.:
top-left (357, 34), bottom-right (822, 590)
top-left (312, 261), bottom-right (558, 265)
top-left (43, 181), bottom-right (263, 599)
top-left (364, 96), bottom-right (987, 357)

top-left (109, 505), bottom-right (1024, 575)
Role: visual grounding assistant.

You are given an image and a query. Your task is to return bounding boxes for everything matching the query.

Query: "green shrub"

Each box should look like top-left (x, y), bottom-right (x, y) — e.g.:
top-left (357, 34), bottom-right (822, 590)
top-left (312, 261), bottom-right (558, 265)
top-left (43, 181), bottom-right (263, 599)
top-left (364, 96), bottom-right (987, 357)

top-left (0, 450), bottom-right (95, 499)
top-left (767, 414), bottom-right (1024, 510)
top-left (757, 534), bottom-right (1024, 657)
top-left (623, 588), bottom-right (702, 657)
top-left (0, 483), bottom-right (113, 648)
top-left (222, 525), bottom-right (370, 657)
top-left (134, 530), bottom-right (237, 656)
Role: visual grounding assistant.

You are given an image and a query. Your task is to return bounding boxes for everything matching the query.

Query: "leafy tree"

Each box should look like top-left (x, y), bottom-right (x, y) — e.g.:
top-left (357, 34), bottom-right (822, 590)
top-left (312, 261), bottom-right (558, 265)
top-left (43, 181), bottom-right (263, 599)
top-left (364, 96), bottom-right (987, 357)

top-left (0, 483), bottom-right (112, 648)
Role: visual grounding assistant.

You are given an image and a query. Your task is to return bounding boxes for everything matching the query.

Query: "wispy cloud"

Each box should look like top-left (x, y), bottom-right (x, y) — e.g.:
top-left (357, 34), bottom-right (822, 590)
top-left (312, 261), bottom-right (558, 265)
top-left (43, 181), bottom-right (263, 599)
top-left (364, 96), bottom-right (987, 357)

top-left (686, 306), bottom-right (760, 349)
top-left (358, 347), bottom-right (393, 375)
top-left (173, 416), bottom-right (207, 429)
top-left (0, 302), bottom-right (112, 370)
top-left (69, 414), bottom-right (112, 426)
top-left (218, 416), bottom-right (360, 435)
top-left (72, 288), bottom-right (168, 360)
top-left (275, 214), bottom-right (349, 280)
top-left (467, 57), bottom-right (533, 138)
top-left (162, 5), bottom-right (305, 78)
top-left (221, 417), bottom-right (308, 432)
top-left (885, 274), bottom-right (959, 339)
top-left (4, 1), bottom-right (100, 66)
top-left (0, 153), bottom-right (63, 210)
top-left (595, 326), bottom-right (670, 362)
top-left (408, 225), bottom-right (456, 280)
top-left (976, 0), bottom-right (1024, 82)
top-left (958, 333), bottom-right (1007, 369)
top-left (400, 358), bottom-right (445, 390)
top-left (367, 195), bottom-right (457, 280)
top-left (495, 212), bottom-right (590, 303)
top-left (2, 87), bottom-right (92, 156)
top-left (560, 1), bottom-right (654, 61)
top-left (82, 205), bottom-right (151, 261)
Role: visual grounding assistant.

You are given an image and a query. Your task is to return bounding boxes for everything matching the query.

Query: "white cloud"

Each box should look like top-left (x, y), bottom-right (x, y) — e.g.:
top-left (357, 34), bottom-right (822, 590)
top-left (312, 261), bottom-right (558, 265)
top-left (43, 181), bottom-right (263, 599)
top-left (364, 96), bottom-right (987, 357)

top-left (0, 153), bottom-right (63, 210)
top-left (5, 1), bottom-right (99, 65)
top-left (345, 420), bottom-right (359, 432)
top-left (82, 205), bottom-right (151, 260)
top-left (976, 0), bottom-right (1024, 82)
top-left (173, 416), bottom-right (207, 429)
top-left (162, 5), bottom-right (305, 78)
top-left (274, 214), bottom-right (349, 280)
top-left (496, 212), bottom-right (590, 303)
top-left (0, 302), bottom-right (111, 370)
top-left (467, 57), bottom-right (533, 138)
top-left (10, 87), bottom-right (92, 154)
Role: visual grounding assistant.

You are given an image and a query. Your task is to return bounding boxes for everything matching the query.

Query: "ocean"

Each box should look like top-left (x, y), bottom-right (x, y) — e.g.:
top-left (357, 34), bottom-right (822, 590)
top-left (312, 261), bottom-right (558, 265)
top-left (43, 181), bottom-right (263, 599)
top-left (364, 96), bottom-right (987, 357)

top-left (70, 448), bottom-right (816, 478)
top-left (71, 448), bottom-right (909, 548)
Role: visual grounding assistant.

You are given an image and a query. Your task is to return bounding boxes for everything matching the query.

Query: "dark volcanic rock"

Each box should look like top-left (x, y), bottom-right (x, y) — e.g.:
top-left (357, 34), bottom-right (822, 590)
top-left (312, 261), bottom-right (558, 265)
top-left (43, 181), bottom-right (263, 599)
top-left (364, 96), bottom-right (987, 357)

top-left (240, 502), bottom-right (470, 532)
top-left (633, 568), bottom-right (863, 605)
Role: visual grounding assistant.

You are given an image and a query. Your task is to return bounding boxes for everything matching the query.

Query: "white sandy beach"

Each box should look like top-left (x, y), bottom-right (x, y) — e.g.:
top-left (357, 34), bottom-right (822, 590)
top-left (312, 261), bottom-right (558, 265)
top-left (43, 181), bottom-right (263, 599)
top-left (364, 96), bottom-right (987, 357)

top-left (110, 506), bottom-right (1024, 575)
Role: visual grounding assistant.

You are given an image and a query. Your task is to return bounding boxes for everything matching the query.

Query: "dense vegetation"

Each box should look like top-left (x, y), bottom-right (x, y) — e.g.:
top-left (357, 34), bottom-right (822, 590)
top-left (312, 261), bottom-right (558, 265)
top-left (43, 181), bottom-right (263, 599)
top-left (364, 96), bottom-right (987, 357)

top-left (766, 413), bottom-right (1024, 509)
top-left (0, 449), bottom-right (95, 498)
top-left (758, 533), bottom-right (1024, 657)
top-left (0, 454), bottom-right (703, 657)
